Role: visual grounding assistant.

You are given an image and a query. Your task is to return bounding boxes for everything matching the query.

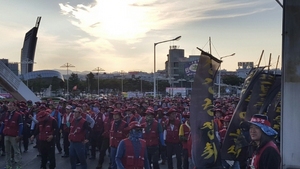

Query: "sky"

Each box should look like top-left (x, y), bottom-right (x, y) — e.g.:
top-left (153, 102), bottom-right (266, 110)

top-left (0, 0), bottom-right (283, 74)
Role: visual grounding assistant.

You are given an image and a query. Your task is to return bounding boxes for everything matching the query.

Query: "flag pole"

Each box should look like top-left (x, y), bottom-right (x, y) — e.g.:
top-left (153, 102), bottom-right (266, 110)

top-left (257, 50), bottom-right (264, 68)
top-left (275, 55), bottom-right (280, 74)
top-left (267, 53), bottom-right (272, 73)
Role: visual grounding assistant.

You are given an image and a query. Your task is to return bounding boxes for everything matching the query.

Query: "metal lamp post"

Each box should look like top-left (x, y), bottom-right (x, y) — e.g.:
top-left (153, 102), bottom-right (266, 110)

top-left (217, 53), bottom-right (235, 98)
top-left (93, 67), bottom-right (105, 96)
top-left (154, 36), bottom-right (181, 98)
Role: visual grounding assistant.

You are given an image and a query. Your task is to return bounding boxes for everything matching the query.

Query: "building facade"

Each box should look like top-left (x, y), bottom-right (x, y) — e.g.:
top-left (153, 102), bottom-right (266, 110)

top-left (20, 17), bottom-right (41, 75)
top-left (165, 46), bottom-right (200, 87)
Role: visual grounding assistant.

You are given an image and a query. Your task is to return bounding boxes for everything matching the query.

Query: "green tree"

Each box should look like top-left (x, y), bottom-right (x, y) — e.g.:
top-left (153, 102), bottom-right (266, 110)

top-left (86, 72), bottom-right (95, 93)
top-left (68, 73), bottom-right (80, 93)
top-left (222, 75), bottom-right (244, 86)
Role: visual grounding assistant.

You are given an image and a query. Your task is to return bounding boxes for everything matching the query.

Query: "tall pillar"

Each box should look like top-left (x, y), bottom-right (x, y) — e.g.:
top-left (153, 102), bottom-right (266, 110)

top-left (281, 1), bottom-right (300, 168)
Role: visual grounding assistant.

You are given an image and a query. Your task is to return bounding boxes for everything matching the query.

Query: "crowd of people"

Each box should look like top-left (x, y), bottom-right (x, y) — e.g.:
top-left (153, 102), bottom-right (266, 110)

top-left (0, 95), bottom-right (280, 169)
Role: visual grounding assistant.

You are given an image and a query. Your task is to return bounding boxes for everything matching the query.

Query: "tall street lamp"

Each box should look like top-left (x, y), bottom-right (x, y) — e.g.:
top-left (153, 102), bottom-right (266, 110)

top-left (218, 53), bottom-right (235, 98)
top-left (154, 36), bottom-right (181, 98)
top-left (93, 67), bottom-right (105, 96)
top-left (61, 63), bottom-right (75, 99)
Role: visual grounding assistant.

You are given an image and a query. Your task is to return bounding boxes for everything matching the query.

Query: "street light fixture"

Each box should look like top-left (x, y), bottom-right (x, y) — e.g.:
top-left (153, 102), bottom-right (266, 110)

top-left (218, 53), bottom-right (235, 98)
top-left (93, 67), bottom-right (105, 96)
top-left (61, 63), bottom-right (75, 99)
top-left (154, 36), bottom-right (181, 98)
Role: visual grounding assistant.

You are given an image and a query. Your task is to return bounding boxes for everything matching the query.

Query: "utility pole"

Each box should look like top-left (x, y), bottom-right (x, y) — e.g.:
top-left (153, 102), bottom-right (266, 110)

top-left (60, 63), bottom-right (75, 99)
top-left (93, 67), bottom-right (105, 96)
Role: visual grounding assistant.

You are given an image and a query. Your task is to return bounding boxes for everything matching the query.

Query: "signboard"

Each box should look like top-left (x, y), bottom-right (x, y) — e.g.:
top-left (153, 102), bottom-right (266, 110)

top-left (185, 60), bottom-right (199, 76)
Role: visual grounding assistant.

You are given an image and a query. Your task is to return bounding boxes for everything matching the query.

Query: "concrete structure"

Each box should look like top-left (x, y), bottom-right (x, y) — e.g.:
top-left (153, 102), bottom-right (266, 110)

top-left (0, 61), bottom-right (40, 102)
top-left (20, 17), bottom-right (41, 75)
top-left (281, 1), bottom-right (300, 168)
top-left (0, 59), bottom-right (18, 76)
top-left (236, 62), bottom-right (254, 79)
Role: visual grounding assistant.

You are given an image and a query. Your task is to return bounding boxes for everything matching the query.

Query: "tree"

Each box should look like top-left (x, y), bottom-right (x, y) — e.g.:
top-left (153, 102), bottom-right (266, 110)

top-left (68, 73), bottom-right (80, 93)
top-left (222, 75), bottom-right (244, 86)
top-left (86, 72), bottom-right (95, 93)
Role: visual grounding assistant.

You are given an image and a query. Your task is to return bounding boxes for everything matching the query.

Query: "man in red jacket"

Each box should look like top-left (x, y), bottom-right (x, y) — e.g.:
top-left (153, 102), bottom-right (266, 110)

top-left (96, 106), bottom-right (113, 169)
top-left (0, 101), bottom-right (23, 169)
top-left (143, 107), bottom-right (165, 169)
top-left (68, 107), bottom-right (90, 169)
top-left (32, 110), bottom-right (58, 169)
top-left (109, 109), bottom-right (128, 169)
top-left (115, 121), bottom-right (150, 169)
top-left (165, 108), bottom-right (182, 169)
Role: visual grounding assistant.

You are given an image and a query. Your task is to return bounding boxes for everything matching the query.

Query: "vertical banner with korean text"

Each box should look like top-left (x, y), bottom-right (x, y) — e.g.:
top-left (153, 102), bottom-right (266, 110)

top-left (190, 50), bottom-right (222, 169)
top-left (245, 73), bottom-right (275, 120)
top-left (221, 67), bottom-right (265, 160)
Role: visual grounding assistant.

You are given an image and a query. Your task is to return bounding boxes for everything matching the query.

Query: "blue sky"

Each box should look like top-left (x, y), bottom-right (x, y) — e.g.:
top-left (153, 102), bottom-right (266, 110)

top-left (0, 0), bottom-right (282, 73)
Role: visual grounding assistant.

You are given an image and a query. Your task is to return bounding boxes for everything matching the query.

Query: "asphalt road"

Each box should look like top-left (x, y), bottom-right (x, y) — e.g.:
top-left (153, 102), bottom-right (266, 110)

top-left (0, 141), bottom-right (172, 169)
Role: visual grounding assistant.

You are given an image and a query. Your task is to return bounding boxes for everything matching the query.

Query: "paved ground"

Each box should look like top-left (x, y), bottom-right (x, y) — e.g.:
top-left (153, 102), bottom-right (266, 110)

top-left (0, 141), bottom-right (172, 169)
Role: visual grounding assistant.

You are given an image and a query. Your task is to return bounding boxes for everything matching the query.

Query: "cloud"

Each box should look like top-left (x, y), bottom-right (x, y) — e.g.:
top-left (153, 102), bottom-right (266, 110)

top-left (58, 0), bottom-right (273, 42)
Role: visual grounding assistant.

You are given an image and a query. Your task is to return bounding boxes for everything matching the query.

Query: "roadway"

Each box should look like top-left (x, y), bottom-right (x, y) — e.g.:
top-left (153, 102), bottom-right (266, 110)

top-left (0, 141), bottom-right (172, 169)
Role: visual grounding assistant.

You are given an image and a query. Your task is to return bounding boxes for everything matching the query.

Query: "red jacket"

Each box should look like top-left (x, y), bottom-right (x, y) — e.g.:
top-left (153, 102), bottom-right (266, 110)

top-left (62, 113), bottom-right (74, 132)
top-left (109, 120), bottom-right (127, 148)
top-left (122, 138), bottom-right (146, 169)
top-left (143, 120), bottom-right (159, 147)
top-left (3, 111), bottom-right (22, 137)
top-left (250, 141), bottom-right (280, 169)
top-left (68, 117), bottom-right (86, 142)
top-left (93, 113), bottom-right (104, 133)
top-left (165, 119), bottom-right (181, 144)
top-left (102, 115), bottom-right (112, 139)
top-left (39, 116), bottom-right (56, 141)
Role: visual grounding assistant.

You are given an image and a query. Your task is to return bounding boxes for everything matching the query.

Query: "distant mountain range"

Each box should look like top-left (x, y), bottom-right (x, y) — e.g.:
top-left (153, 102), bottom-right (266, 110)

top-left (53, 69), bottom-right (95, 75)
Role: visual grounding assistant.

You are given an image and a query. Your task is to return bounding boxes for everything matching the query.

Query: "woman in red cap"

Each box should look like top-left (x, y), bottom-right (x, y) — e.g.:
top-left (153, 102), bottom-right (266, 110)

top-left (242, 114), bottom-right (281, 169)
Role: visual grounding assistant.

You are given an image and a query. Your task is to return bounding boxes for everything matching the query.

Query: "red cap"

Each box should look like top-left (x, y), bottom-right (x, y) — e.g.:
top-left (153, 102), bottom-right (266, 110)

top-left (111, 109), bottom-right (121, 115)
top-left (128, 121), bottom-right (145, 130)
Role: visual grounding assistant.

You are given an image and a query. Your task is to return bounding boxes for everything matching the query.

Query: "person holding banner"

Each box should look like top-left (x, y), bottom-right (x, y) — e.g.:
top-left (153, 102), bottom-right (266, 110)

top-left (242, 114), bottom-right (281, 169)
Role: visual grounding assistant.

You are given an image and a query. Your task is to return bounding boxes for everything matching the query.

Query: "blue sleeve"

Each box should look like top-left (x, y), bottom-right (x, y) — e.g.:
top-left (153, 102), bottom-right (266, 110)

top-left (18, 114), bottom-right (23, 136)
top-left (57, 112), bottom-right (62, 129)
top-left (159, 133), bottom-right (166, 146)
top-left (115, 140), bottom-right (125, 169)
top-left (158, 123), bottom-right (166, 146)
top-left (19, 124), bottom-right (23, 136)
top-left (144, 147), bottom-right (150, 169)
top-left (86, 115), bottom-right (95, 129)
top-left (0, 123), bottom-right (4, 134)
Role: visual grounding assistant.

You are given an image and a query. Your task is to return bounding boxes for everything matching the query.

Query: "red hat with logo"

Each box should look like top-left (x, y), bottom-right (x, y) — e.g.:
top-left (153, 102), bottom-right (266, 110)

top-left (128, 121), bottom-right (145, 130)
top-left (241, 114), bottom-right (277, 136)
